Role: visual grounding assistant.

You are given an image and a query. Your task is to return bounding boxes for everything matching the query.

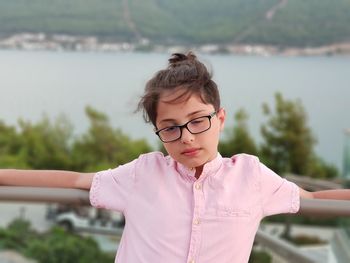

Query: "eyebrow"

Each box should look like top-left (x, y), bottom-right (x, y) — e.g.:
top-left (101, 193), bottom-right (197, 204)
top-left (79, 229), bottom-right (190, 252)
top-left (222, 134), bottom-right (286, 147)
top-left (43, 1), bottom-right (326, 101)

top-left (158, 110), bottom-right (208, 125)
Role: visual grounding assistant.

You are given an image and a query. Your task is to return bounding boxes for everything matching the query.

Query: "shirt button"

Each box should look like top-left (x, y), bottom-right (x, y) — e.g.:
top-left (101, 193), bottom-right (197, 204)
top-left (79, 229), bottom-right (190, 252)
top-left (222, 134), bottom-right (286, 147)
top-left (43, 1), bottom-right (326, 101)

top-left (195, 183), bottom-right (201, 190)
top-left (194, 219), bottom-right (200, 225)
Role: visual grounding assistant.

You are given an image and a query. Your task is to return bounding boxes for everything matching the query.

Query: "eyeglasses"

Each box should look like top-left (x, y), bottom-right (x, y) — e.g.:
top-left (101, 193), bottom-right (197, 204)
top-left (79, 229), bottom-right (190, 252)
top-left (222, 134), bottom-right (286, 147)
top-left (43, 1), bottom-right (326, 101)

top-left (155, 111), bottom-right (217, 143)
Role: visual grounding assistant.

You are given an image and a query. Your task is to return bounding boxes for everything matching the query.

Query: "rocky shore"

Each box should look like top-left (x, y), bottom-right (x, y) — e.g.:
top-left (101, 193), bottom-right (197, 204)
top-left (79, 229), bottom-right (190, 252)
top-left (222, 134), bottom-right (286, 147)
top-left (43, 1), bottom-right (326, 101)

top-left (1, 33), bottom-right (350, 56)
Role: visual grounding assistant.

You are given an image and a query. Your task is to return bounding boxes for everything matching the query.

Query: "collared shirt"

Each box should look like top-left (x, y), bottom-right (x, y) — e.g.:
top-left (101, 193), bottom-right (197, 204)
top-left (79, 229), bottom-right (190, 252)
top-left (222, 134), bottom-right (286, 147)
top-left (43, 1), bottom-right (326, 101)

top-left (90, 152), bottom-right (300, 263)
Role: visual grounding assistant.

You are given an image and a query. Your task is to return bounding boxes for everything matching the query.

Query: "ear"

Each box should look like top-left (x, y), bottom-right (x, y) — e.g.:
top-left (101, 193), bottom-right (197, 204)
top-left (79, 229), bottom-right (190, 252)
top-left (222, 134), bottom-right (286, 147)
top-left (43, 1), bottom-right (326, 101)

top-left (217, 108), bottom-right (226, 131)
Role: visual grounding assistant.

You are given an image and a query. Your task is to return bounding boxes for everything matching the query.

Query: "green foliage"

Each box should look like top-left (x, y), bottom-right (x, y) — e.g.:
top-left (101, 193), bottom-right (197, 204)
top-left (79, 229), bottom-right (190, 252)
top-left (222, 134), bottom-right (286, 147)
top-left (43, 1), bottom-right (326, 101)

top-left (248, 249), bottom-right (272, 263)
top-left (259, 93), bottom-right (339, 239)
top-left (244, 0), bottom-right (350, 46)
top-left (260, 93), bottom-right (339, 178)
top-left (0, 101), bottom-right (339, 178)
top-left (0, 106), bottom-right (152, 171)
top-left (0, 121), bottom-right (28, 168)
top-left (219, 108), bottom-right (258, 157)
top-left (17, 115), bottom-right (74, 170)
top-left (0, 218), bottom-right (37, 251)
top-left (308, 156), bottom-right (339, 179)
top-left (0, 0), bottom-right (127, 38)
top-left (0, 0), bottom-right (350, 46)
top-left (260, 93), bottom-right (316, 175)
top-left (25, 227), bottom-right (114, 263)
top-left (0, 219), bottom-right (114, 263)
top-left (71, 106), bottom-right (152, 172)
top-left (0, 115), bottom-right (75, 170)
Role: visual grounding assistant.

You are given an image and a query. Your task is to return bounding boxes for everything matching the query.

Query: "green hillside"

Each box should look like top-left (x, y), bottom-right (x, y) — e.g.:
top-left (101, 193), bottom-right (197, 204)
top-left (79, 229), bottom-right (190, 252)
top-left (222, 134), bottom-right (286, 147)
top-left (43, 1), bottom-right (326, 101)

top-left (0, 0), bottom-right (350, 47)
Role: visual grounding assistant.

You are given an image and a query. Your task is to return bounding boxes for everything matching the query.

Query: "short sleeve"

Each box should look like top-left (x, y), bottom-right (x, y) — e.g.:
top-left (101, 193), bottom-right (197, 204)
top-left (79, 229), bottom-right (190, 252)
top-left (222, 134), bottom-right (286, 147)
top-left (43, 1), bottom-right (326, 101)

top-left (89, 158), bottom-right (138, 213)
top-left (258, 162), bottom-right (300, 217)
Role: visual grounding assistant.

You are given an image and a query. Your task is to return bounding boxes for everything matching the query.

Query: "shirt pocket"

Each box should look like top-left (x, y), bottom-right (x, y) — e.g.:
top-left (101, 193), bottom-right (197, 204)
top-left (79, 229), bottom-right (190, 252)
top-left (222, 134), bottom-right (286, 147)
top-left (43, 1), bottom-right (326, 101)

top-left (204, 205), bottom-right (251, 218)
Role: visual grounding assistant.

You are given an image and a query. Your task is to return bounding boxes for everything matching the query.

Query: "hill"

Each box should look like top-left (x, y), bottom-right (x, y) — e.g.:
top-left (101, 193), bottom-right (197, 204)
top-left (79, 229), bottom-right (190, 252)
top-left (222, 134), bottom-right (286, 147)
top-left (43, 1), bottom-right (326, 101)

top-left (0, 0), bottom-right (350, 47)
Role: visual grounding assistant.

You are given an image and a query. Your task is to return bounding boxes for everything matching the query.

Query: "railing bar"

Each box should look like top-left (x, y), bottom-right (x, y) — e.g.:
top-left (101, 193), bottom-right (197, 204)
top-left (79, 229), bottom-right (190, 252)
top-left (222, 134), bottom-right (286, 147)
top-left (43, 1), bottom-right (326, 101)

top-left (1, 187), bottom-right (350, 217)
top-left (299, 198), bottom-right (350, 216)
top-left (0, 186), bottom-right (90, 205)
top-left (256, 229), bottom-right (317, 263)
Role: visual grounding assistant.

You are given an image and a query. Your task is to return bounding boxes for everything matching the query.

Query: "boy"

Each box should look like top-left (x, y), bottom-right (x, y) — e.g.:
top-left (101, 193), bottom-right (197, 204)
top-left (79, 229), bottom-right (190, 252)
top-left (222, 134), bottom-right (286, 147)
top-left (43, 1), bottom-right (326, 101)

top-left (1, 52), bottom-right (349, 263)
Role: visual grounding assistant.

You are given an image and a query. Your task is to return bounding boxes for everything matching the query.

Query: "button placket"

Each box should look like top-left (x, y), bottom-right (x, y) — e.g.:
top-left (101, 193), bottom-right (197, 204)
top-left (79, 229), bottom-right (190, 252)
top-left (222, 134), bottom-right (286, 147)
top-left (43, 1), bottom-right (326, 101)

top-left (193, 218), bottom-right (200, 225)
top-left (186, 179), bottom-right (204, 263)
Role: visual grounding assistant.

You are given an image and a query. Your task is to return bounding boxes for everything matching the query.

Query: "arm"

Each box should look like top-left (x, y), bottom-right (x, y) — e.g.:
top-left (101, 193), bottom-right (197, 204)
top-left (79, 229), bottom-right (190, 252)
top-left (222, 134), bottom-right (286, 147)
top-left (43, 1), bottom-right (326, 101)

top-left (0, 169), bottom-right (94, 190)
top-left (299, 187), bottom-right (350, 200)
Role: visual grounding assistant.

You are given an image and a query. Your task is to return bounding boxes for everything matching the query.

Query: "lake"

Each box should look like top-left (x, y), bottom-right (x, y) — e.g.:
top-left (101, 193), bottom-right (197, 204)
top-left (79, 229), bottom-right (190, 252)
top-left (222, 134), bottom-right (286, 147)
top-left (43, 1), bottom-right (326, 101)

top-left (0, 50), bottom-right (349, 171)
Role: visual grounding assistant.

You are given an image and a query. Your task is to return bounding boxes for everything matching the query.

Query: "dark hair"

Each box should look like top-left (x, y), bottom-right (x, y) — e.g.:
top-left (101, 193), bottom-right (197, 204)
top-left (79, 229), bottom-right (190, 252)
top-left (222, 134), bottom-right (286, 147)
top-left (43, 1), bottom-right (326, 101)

top-left (137, 52), bottom-right (220, 126)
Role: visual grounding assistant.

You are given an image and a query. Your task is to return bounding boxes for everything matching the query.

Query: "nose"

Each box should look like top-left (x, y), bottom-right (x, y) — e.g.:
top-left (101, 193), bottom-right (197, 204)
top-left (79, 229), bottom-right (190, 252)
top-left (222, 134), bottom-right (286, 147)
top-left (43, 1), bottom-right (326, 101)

top-left (180, 126), bottom-right (194, 144)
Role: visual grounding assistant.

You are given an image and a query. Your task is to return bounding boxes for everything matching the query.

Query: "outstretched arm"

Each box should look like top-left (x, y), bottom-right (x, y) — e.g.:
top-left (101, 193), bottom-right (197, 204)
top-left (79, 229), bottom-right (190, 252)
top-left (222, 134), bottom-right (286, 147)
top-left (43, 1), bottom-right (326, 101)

top-left (0, 169), bottom-right (94, 190)
top-left (300, 187), bottom-right (350, 200)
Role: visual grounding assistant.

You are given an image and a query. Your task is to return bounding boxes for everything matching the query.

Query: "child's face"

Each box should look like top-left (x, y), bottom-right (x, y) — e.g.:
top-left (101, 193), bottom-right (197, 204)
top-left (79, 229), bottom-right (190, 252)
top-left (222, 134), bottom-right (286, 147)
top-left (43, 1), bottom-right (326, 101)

top-left (156, 89), bottom-right (225, 171)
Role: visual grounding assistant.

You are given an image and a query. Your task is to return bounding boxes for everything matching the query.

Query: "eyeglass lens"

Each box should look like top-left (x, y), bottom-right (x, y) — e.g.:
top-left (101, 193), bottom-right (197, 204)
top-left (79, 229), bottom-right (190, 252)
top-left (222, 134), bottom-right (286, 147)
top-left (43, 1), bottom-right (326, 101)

top-left (158, 116), bottom-right (211, 142)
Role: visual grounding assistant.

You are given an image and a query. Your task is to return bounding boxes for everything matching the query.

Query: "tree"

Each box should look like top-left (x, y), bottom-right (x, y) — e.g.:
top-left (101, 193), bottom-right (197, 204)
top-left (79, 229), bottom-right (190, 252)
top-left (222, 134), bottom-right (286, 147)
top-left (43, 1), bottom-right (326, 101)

top-left (17, 115), bottom-right (74, 170)
top-left (307, 156), bottom-right (338, 179)
top-left (0, 218), bottom-right (36, 251)
top-left (0, 116), bottom-right (73, 170)
top-left (0, 218), bottom-right (114, 263)
top-left (72, 106), bottom-right (152, 172)
top-left (260, 93), bottom-right (316, 176)
top-left (25, 227), bottom-right (114, 263)
top-left (219, 108), bottom-right (258, 157)
top-left (249, 249), bottom-right (272, 263)
top-left (260, 93), bottom-right (340, 239)
top-left (0, 121), bottom-right (28, 168)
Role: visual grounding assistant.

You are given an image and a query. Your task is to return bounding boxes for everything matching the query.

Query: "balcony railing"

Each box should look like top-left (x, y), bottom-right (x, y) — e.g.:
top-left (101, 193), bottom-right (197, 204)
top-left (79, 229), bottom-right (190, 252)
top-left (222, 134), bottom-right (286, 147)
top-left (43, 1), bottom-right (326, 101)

top-left (1, 186), bottom-right (350, 216)
top-left (0, 186), bottom-right (89, 205)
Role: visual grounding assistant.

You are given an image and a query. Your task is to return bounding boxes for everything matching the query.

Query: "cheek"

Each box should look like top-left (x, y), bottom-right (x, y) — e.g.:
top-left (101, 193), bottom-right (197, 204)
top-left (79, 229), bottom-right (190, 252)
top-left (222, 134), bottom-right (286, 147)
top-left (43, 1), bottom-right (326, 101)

top-left (210, 123), bottom-right (222, 138)
top-left (197, 128), bottom-right (220, 148)
top-left (207, 127), bottom-right (221, 147)
top-left (163, 143), bottom-right (177, 155)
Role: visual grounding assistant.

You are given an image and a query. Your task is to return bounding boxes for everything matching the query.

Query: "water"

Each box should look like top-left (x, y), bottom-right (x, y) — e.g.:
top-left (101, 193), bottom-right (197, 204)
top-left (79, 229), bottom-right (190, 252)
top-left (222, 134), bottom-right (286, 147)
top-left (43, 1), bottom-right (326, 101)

top-left (0, 50), bottom-right (349, 170)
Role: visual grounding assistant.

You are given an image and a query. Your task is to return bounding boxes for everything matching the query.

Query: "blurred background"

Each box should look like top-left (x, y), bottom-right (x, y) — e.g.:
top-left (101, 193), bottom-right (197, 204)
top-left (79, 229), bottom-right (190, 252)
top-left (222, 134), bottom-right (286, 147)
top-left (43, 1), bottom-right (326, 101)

top-left (0, 0), bottom-right (350, 262)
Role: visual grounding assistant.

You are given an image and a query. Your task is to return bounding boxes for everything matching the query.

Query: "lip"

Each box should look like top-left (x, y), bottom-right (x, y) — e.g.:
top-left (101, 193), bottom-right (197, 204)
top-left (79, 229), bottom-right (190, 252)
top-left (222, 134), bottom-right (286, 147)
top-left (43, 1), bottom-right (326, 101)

top-left (181, 148), bottom-right (201, 156)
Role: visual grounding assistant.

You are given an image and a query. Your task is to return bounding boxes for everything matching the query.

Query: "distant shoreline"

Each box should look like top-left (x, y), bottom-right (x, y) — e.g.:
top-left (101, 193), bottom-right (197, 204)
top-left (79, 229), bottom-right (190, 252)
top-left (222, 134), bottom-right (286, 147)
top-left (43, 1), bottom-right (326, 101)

top-left (1, 33), bottom-right (350, 57)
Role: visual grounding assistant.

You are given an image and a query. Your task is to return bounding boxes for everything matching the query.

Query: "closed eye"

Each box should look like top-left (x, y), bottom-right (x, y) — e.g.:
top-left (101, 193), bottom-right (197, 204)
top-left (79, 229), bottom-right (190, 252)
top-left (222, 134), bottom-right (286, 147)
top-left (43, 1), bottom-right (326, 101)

top-left (190, 118), bottom-right (205, 125)
top-left (162, 126), bottom-right (178, 133)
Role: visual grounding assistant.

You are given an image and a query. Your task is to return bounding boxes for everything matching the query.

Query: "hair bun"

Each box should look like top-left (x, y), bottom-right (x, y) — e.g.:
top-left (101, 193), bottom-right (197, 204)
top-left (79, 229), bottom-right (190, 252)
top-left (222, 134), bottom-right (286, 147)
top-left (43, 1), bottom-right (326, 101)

top-left (168, 52), bottom-right (197, 65)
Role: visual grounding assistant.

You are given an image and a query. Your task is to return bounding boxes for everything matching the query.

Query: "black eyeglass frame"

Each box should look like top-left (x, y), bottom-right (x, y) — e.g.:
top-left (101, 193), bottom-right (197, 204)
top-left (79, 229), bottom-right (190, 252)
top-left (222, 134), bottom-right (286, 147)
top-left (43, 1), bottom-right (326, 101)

top-left (155, 111), bottom-right (217, 143)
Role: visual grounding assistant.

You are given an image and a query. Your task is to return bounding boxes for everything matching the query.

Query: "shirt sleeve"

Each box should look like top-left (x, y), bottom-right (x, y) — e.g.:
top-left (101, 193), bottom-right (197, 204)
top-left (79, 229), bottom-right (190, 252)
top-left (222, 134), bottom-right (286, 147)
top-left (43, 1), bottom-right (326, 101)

top-left (89, 158), bottom-right (138, 213)
top-left (258, 161), bottom-right (300, 217)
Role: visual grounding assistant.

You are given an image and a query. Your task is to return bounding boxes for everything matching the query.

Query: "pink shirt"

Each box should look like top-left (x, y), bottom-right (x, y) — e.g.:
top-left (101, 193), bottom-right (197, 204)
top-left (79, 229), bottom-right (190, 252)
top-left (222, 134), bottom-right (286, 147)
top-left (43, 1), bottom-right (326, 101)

top-left (90, 152), bottom-right (300, 263)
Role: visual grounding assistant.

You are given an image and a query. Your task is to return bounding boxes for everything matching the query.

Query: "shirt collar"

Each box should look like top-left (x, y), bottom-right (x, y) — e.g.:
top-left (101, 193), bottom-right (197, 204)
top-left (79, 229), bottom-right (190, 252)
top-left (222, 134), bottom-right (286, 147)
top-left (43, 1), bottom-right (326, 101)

top-left (171, 153), bottom-right (223, 181)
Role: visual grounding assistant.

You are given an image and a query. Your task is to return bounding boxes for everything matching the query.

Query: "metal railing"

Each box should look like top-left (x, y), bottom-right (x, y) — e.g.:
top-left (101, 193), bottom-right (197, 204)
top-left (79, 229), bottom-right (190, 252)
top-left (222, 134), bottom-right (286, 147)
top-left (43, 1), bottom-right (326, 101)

top-left (255, 229), bottom-right (316, 263)
top-left (285, 174), bottom-right (343, 191)
top-left (1, 186), bottom-right (350, 216)
top-left (0, 186), bottom-right (89, 205)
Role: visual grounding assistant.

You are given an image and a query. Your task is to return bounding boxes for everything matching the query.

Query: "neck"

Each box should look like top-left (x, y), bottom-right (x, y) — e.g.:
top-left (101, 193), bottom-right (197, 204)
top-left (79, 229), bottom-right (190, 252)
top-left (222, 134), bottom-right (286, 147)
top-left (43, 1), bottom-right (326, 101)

top-left (195, 166), bottom-right (203, 179)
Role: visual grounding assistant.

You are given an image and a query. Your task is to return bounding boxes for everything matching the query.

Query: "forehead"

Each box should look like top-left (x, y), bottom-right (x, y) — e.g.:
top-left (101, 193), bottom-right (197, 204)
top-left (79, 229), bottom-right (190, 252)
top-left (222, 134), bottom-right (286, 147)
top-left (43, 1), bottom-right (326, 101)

top-left (156, 91), bottom-right (214, 125)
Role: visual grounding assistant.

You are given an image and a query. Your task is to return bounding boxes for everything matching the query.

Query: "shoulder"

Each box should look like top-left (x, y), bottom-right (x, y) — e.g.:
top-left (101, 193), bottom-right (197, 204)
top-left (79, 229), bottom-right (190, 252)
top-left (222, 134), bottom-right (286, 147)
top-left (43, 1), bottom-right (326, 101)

top-left (97, 152), bottom-right (168, 175)
top-left (223, 153), bottom-right (260, 167)
top-left (222, 153), bottom-right (263, 183)
top-left (138, 151), bottom-right (168, 162)
top-left (136, 151), bottom-right (170, 168)
top-left (219, 153), bottom-right (261, 181)
top-left (218, 153), bottom-right (262, 189)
